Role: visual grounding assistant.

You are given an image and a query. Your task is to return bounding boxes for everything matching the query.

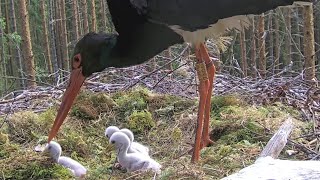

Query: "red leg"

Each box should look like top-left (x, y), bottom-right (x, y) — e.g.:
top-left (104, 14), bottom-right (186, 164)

top-left (191, 44), bottom-right (209, 163)
top-left (199, 43), bottom-right (215, 148)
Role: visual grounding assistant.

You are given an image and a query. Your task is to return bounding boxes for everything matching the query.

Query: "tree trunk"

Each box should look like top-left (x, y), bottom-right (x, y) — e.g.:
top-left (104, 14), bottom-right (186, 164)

top-left (257, 14), bottom-right (266, 78)
top-left (40, 0), bottom-right (52, 75)
top-left (19, 0), bottom-right (36, 87)
top-left (284, 8), bottom-right (292, 69)
top-left (71, 0), bottom-right (79, 41)
top-left (240, 22), bottom-right (247, 77)
top-left (303, 4), bottom-right (316, 84)
top-left (55, 0), bottom-right (64, 74)
top-left (274, 12), bottom-right (280, 74)
top-left (49, 0), bottom-right (59, 82)
top-left (60, 0), bottom-right (69, 72)
top-left (0, 0), bottom-right (8, 91)
top-left (314, 5), bottom-right (320, 75)
top-left (90, 0), bottom-right (96, 32)
top-left (9, 0), bottom-right (24, 88)
top-left (250, 18), bottom-right (257, 78)
top-left (292, 7), bottom-right (303, 72)
top-left (81, 0), bottom-right (89, 34)
top-left (267, 11), bottom-right (274, 72)
top-left (4, 0), bottom-right (12, 77)
top-left (100, 0), bottom-right (107, 31)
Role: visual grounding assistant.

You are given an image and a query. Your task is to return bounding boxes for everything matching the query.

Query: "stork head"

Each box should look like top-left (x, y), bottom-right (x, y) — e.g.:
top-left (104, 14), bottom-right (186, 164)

top-left (48, 32), bottom-right (117, 143)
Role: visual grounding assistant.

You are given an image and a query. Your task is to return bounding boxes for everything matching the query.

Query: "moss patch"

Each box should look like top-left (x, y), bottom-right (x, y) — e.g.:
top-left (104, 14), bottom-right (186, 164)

top-left (0, 88), bottom-right (311, 179)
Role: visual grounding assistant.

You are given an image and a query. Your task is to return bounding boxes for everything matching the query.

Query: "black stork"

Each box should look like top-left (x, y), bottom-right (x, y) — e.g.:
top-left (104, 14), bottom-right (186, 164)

top-left (48, 0), bottom-right (311, 162)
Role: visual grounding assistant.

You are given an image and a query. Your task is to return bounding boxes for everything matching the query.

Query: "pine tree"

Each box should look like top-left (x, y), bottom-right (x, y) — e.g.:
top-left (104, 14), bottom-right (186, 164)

top-left (19, 0), bottom-right (36, 87)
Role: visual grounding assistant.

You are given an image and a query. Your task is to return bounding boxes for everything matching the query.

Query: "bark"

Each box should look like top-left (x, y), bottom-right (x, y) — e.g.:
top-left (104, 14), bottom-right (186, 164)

top-left (71, 0), bottom-right (79, 40)
top-left (284, 8), bottom-right (292, 68)
top-left (274, 13), bottom-right (280, 74)
top-left (55, 0), bottom-right (62, 71)
top-left (292, 7), bottom-right (303, 71)
top-left (82, 0), bottom-right (89, 34)
top-left (49, 0), bottom-right (59, 81)
top-left (250, 18), bottom-right (257, 78)
top-left (60, 0), bottom-right (69, 71)
top-left (100, 0), bottom-right (107, 31)
top-left (40, 0), bottom-right (52, 74)
top-left (0, 0), bottom-right (7, 90)
top-left (239, 22), bottom-right (247, 77)
top-left (314, 5), bottom-right (320, 72)
top-left (90, 0), bottom-right (96, 32)
top-left (19, 0), bottom-right (36, 87)
top-left (77, 0), bottom-right (83, 35)
top-left (9, 0), bottom-right (24, 88)
top-left (257, 14), bottom-right (266, 78)
top-left (303, 4), bottom-right (316, 85)
top-left (4, 0), bottom-right (12, 76)
top-left (267, 11), bottom-right (274, 73)
top-left (260, 118), bottom-right (293, 158)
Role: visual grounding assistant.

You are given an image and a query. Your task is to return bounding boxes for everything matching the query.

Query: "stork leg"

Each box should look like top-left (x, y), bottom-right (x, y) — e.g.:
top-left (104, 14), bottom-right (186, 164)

top-left (199, 43), bottom-right (215, 149)
top-left (191, 44), bottom-right (209, 163)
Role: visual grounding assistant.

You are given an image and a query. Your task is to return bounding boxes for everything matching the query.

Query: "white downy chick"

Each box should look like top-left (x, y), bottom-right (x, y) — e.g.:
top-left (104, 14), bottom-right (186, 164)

top-left (120, 128), bottom-right (149, 156)
top-left (105, 126), bottom-right (149, 156)
top-left (40, 141), bottom-right (87, 178)
top-left (109, 132), bottom-right (161, 173)
top-left (105, 126), bottom-right (120, 139)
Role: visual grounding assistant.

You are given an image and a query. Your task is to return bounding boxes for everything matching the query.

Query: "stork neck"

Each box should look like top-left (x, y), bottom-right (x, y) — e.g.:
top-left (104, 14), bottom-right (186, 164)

top-left (107, 35), bottom-right (151, 68)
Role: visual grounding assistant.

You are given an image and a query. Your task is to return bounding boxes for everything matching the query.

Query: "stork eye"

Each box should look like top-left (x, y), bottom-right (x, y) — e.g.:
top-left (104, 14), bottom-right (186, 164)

top-left (111, 140), bottom-right (115, 144)
top-left (73, 56), bottom-right (80, 62)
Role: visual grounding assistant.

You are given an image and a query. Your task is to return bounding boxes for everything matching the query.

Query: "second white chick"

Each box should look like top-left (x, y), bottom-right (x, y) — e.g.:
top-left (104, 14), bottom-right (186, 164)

top-left (105, 126), bottom-right (149, 156)
top-left (109, 132), bottom-right (161, 173)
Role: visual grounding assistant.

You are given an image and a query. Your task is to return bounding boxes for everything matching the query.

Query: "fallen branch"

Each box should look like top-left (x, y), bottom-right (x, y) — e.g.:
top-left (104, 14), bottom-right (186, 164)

top-left (223, 117), bottom-right (320, 180)
top-left (260, 117), bottom-right (293, 158)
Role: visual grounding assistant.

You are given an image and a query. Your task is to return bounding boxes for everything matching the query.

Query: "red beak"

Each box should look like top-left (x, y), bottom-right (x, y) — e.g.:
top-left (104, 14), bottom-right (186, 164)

top-left (48, 54), bottom-right (85, 143)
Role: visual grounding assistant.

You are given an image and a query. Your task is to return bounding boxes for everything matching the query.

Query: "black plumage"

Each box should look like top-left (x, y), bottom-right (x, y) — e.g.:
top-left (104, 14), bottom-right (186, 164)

top-left (48, 0), bottom-right (312, 163)
top-left (103, 0), bottom-right (310, 70)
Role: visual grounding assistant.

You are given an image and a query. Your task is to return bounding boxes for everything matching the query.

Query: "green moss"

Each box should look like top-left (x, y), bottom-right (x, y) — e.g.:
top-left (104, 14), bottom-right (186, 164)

top-left (211, 95), bottom-right (242, 113)
top-left (173, 98), bottom-right (196, 112)
top-left (171, 127), bottom-right (183, 142)
top-left (2, 161), bottom-right (72, 180)
top-left (0, 91), bottom-right (311, 180)
top-left (70, 91), bottom-right (118, 120)
top-left (7, 111), bottom-right (43, 143)
top-left (0, 132), bottom-right (9, 145)
top-left (38, 108), bottom-right (56, 128)
top-left (114, 88), bottom-right (149, 117)
top-left (127, 110), bottom-right (155, 134)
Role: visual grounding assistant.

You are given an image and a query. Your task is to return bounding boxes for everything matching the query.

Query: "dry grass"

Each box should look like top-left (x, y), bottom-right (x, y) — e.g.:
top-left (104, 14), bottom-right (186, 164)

top-left (0, 87), bottom-right (311, 179)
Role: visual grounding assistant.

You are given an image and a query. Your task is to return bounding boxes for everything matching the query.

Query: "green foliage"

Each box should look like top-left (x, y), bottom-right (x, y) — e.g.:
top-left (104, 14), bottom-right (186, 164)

top-left (7, 32), bottom-right (22, 44)
top-left (127, 110), bottom-right (155, 134)
top-left (0, 18), bottom-right (6, 30)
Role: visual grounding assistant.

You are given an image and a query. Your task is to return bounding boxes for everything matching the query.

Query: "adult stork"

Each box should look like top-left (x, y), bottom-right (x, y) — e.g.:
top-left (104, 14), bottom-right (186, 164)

top-left (48, 0), bottom-right (311, 162)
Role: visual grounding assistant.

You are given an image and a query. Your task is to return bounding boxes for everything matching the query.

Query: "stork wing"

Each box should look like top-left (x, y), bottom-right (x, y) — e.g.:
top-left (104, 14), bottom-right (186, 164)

top-left (130, 0), bottom-right (310, 32)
